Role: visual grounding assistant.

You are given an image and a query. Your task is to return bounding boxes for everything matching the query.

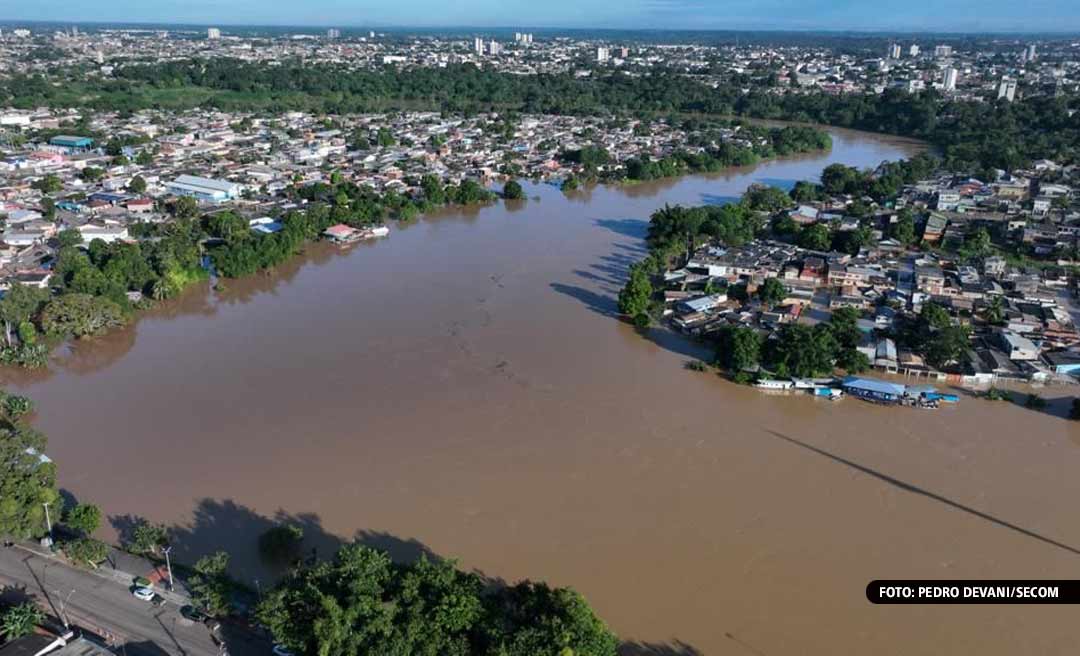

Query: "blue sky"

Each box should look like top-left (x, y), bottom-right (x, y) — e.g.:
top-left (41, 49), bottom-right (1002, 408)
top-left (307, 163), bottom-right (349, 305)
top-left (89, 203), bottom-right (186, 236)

top-left (1, 0), bottom-right (1078, 32)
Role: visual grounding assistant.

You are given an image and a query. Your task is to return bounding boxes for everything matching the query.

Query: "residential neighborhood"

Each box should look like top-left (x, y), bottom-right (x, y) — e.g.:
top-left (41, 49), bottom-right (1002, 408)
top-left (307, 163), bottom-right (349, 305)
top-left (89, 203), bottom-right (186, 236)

top-left (657, 161), bottom-right (1080, 389)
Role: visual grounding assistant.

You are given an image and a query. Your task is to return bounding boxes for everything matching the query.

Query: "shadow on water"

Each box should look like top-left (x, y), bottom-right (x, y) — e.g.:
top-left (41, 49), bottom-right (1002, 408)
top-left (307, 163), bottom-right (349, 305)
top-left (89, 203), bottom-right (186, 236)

top-left (765, 429), bottom-right (1080, 557)
top-left (753, 177), bottom-right (800, 191)
top-left (594, 218), bottom-right (649, 240)
top-left (620, 640), bottom-right (704, 656)
top-left (550, 283), bottom-right (619, 318)
top-left (639, 326), bottom-right (714, 361)
top-left (699, 194), bottom-right (741, 206)
top-left (111, 499), bottom-right (440, 586)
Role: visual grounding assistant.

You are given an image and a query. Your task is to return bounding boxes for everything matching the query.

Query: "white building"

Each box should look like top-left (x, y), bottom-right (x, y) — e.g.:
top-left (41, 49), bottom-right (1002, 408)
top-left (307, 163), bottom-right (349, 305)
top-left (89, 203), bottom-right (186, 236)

top-left (997, 77), bottom-right (1017, 102)
top-left (167, 175), bottom-right (240, 202)
top-left (597, 47), bottom-right (610, 62)
top-left (999, 330), bottom-right (1038, 361)
top-left (474, 37), bottom-right (484, 55)
top-left (943, 67), bottom-right (958, 91)
top-left (207, 27), bottom-right (221, 40)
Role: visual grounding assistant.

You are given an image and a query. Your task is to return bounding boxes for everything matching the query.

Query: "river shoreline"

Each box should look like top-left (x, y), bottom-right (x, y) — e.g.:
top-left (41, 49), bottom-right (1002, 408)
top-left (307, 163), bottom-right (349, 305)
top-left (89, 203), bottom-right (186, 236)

top-left (12, 127), bottom-right (1078, 656)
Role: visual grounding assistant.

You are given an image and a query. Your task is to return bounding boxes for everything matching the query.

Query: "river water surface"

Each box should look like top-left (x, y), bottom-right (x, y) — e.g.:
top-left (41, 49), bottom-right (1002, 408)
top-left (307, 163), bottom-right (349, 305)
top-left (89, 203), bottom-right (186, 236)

top-left (9, 128), bottom-right (1080, 655)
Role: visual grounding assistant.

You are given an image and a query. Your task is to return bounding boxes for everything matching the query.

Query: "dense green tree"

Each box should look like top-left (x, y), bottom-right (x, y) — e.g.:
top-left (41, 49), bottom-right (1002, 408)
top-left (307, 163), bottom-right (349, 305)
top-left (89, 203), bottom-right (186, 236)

top-left (835, 348), bottom-right (870, 373)
top-left (789, 181), bottom-right (821, 203)
top-left (172, 196), bottom-right (200, 219)
top-left (0, 414), bottom-right (58, 539)
top-left (502, 179), bottom-right (524, 200)
top-left (766, 323), bottom-right (838, 377)
top-left (919, 302), bottom-right (952, 331)
top-left (757, 277), bottom-right (786, 309)
top-left (925, 324), bottom-right (971, 369)
top-left (889, 210), bottom-right (917, 246)
top-left (828, 307), bottom-right (863, 350)
top-left (126, 520), bottom-right (169, 556)
top-left (617, 265), bottom-right (653, 317)
top-left (376, 127), bottom-right (395, 148)
top-left (80, 167), bottom-right (105, 182)
top-left (743, 184), bottom-right (794, 212)
top-left (960, 227), bottom-right (993, 260)
top-left (56, 228), bottom-right (83, 248)
top-left (31, 174), bottom-right (62, 194)
top-left (190, 551), bottom-right (233, 616)
top-left (0, 284), bottom-right (50, 347)
top-left (820, 163), bottom-right (861, 195)
top-left (63, 503), bottom-right (102, 536)
top-left (40, 294), bottom-right (126, 339)
top-left (259, 525), bottom-right (304, 565)
top-left (715, 325), bottom-right (762, 372)
top-left (255, 543), bottom-right (616, 656)
top-left (127, 175), bottom-right (147, 194)
top-left (797, 223), bottom-right (831, 251)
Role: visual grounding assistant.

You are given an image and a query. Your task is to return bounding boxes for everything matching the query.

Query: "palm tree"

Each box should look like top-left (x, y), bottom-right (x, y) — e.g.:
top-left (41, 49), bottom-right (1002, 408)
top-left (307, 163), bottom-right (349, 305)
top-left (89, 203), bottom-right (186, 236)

top-left (983, 295), bottom-right (1005, 325)
top-left (2, 603), bottom-right (44, 641)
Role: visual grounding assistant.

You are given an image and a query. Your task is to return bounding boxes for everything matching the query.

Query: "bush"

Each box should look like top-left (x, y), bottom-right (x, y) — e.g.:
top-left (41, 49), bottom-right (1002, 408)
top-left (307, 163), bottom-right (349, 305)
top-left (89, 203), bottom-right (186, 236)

top-left (1, 603), bottom-right (44, 641)
top-left (64, 537), bottom-right (109, 567)
top-left (684, 360), bottom-right (707, 372)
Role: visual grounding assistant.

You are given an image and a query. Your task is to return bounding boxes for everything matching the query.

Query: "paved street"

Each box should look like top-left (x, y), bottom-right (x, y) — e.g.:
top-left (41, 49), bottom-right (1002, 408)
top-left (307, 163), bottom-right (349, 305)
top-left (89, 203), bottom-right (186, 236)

top-left (0, 545), bottom-right (269, 656)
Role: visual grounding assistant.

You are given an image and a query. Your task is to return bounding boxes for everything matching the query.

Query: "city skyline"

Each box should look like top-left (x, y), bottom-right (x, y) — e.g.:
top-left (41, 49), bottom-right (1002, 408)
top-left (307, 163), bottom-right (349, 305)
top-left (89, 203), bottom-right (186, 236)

top-left (1, 0), bottom-right (1080, 33)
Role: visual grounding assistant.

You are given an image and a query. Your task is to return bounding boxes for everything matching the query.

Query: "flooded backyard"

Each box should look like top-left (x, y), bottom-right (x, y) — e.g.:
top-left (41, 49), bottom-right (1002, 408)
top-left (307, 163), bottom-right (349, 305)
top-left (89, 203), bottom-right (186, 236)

top-left (7, 127), bottom-right (1080, 655)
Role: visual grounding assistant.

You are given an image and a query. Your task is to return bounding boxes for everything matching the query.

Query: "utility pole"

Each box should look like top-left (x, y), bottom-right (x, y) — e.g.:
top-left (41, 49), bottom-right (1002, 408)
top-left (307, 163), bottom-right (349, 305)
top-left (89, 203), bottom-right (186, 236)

top-left (162, 546), bottom-right (174, 590)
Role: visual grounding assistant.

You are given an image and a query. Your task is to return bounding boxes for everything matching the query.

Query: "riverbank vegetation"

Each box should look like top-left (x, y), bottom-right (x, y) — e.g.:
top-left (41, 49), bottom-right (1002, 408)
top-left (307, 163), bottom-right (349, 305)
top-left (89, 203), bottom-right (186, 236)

top-left (0, 173), bottom-right (497, 369)
top-left (256, 542), bottom-right (618, 656)
top-left (3, 61), bottom-right (1077, 173)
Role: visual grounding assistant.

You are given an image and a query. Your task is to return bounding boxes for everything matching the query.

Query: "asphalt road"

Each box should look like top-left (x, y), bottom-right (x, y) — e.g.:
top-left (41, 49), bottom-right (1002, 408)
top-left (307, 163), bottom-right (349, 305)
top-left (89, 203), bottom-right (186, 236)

top-left (0, 546), bottom-right (269, 656)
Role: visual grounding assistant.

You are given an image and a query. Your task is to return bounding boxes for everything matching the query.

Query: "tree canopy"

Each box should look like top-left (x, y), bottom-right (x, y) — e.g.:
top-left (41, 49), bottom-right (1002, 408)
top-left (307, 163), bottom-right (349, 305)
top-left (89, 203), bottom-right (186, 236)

top-left (256, 543), bottom-right (617, 656)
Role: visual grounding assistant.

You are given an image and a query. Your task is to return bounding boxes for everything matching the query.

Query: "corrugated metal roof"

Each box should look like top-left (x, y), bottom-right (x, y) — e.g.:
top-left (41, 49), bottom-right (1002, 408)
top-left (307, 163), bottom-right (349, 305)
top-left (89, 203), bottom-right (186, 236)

top-left (842, 376), bottom-right (906, 396)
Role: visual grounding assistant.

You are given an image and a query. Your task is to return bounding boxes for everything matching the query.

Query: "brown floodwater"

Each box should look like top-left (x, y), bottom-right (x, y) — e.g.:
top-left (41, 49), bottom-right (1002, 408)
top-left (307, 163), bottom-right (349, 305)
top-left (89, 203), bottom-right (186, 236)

top-left (8, 128), bottom-right (1080, 655)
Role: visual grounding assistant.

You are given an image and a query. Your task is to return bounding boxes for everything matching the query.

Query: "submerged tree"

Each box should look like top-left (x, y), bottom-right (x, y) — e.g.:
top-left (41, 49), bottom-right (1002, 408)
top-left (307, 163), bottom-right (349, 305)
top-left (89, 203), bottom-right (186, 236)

top-left (617, 264), bottom-right (653, 317)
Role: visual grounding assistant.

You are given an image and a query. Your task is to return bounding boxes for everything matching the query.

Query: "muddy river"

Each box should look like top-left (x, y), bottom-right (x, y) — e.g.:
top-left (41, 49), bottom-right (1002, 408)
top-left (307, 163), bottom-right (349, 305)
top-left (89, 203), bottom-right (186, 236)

top-left (9, 127), bottom-right (1080, 655)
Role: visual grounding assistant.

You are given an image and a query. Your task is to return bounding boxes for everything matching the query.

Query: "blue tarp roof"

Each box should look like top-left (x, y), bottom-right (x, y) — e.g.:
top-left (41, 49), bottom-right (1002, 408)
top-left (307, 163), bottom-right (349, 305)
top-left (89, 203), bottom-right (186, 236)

top-left (842, 376), bottom-right (906, 396)
top-left (252, 222), bottom-right (284, 234)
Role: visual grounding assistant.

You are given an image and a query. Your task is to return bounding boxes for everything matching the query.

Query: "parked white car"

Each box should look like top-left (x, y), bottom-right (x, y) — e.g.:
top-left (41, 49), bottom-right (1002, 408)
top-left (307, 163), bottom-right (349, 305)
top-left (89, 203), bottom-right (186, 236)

top-left (132, 586), bottom-right (155, 601)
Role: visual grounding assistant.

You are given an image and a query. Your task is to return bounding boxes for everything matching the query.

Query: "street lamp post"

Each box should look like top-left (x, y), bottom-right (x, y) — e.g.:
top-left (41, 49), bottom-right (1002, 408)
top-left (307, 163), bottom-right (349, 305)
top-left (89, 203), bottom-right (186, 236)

top-left (162, 546), bottom-right (174, 590)
top-left (54, 589), bottom-right (75, 628)
top-left (42, 502), bottom-right (53, 545)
